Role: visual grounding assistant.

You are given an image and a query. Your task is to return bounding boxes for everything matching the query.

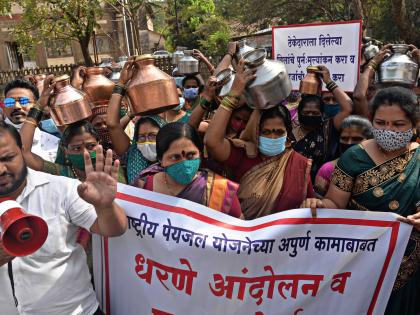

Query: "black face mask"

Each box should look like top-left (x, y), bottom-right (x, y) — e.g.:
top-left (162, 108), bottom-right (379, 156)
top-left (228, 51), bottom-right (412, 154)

top-left (339, 143), bottom-right (356, 155)
top-left (298, 113), bottom-right (323, 127)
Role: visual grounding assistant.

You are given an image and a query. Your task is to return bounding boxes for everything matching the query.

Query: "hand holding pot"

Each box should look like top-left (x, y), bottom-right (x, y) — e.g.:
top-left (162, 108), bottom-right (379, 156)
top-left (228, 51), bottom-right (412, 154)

top-left (229, 59), bottom-right (257, 98)
top-left (38, 75), bottom-right (56, 109)
top-left (227, 41), bottom-right (238, 56)
top-left (408, 44), bottom-right (420, 64)
top-left (202, 76), bottom-right (222, 101)
top-left (371, 44), bottom-right (392, 65)
top-left (71, 66), bottom-right (85, 90)
top-left (315, 65), bottom-right (332, 84)
top-left (118, 57), bottom-right (135, 85)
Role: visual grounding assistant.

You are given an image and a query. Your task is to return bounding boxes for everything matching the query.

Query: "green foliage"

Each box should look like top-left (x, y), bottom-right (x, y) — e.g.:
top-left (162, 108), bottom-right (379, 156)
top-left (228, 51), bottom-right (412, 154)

top-left (164, 0), bottom-right (230, 55)
top-left (2, 0), bottom-right (102, 65)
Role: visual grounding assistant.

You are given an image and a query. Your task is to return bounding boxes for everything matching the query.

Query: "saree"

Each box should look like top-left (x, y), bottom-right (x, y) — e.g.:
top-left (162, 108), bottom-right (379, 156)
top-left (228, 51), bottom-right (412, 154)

top-left (292, 118), bottom-right (339, 180)
top-left (331, 145), bottom-right (420, 315)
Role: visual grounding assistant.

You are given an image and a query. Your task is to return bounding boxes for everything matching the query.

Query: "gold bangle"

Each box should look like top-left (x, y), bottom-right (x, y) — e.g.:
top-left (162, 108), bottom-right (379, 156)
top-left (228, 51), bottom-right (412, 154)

top-left (220, 105), bottom-right (233, 112)
top-left (367, 65), bottom-right (376, 72)
top-left (25, 119), bottom-right (38, 127)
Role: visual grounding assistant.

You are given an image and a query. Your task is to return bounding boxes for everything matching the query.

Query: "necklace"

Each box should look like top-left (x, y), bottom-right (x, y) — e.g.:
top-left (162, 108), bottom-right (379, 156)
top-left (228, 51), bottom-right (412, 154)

top-left (163, 173), bottom-right (177, 196)
top-left (70, 165), bottom-right (85, 181)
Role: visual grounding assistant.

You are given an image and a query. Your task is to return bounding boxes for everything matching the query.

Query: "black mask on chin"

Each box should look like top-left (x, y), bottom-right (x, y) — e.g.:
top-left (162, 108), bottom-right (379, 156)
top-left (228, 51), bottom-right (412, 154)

top-left (339, 143), bottom-right (356, 155)
top-left (298, 113), bottom-right (323, 127)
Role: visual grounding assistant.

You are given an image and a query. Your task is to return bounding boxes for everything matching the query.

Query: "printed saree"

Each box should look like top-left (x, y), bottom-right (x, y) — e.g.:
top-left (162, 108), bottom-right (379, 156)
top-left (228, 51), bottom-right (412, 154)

top-left (331, 145), bottom-right (420, 315)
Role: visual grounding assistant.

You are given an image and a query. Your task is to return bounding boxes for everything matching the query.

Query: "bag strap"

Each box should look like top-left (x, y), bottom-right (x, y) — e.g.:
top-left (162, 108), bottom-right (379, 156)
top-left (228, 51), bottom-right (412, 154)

top-left (8, 261), bottom-right (18, 306)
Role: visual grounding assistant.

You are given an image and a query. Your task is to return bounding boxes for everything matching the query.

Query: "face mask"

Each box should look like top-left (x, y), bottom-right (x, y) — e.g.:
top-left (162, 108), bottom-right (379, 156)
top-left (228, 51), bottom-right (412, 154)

top-left (323, 104), bottom-right (341, 118)
top-left (183, 88), bottom-right (199, 101)
top-left (173, 97), bottom-right (185, 111)
top-left (230, 119), bottom-right (247, 133)
top-left (165, 158), bottom-right (201, 185)
top-left (137, 142), bottom-right (157, 162)
top-left (298, 113), bottom-right (323, 127)
top-left (339, 143), bottom-right (356, 155)
top-left (4, 117), bottom-right (23, 131)
top-left (373, 128), bottom-right (413, 152)
top-left (67, 151), bottom-right (97, 171)
top-left (258, 136), bottom-right (287, 157)
top-left (40, 118), bottom-right (59, 134)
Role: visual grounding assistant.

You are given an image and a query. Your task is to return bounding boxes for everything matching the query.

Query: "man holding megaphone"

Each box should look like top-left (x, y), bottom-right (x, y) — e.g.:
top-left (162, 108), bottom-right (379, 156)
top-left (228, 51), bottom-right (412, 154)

top-left (0, 122), bottom-right (127, 315)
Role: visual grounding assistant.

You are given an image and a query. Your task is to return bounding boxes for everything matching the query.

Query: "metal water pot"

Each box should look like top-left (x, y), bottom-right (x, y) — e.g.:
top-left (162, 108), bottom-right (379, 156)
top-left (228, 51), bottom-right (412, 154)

top-left (49, 75), bottom-right (92, 126)
top-left (299, 66), bottom-right (322, 96)
top-left (377, 44), bottom-right (419, 87)
top-left (243, 48), bottom-right (292, 109)
top-left (216, 68), bottom-right (235, 97)
top-left (363, 41), bottom-right (379, 61)
top-left (172, 47), bottom-right (185, 65)
top-left (80, 67), bottom-right (115, 106)
top-left (127, 54), bottom-right (179, 115)
top-left (236, 39), bottom-right (255, 60)
top-left (178, 50), bottom-right (199, 75)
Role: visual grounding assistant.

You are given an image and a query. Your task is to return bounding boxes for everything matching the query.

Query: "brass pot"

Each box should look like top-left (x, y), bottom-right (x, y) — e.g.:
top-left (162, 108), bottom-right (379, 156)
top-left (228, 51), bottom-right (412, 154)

top-left (299, 66), bottom-right (322, 96)
top-left (49, 75), bottom-right (92, 126)
top-left (80, 67), bottom-right (115, 106)
top-left (127, 54), bottom-right (179, 115)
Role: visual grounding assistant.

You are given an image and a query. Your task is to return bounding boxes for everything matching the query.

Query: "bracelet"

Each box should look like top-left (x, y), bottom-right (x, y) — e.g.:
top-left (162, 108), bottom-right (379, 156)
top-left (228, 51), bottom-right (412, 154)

top-left (220, 95), bottom-right (239, 111)
top-left (367, 65), bottom-right (377, 73)
top-left (368, 60), bottom-right (378, 70)
top-left (200, 97), bottom-right (214, 111)
top-left (325, 81), bottom-right (338, 92)
top-left (226, 92), bottom-right (241, 101)
top-left (27, 107), bottom-right (43, 122)
top-left (220, 105), bottom-right (233, 112)
top-left (24, 119), bottom-right (38, 127)
top-left (112, 84), bottom-right (126, 96)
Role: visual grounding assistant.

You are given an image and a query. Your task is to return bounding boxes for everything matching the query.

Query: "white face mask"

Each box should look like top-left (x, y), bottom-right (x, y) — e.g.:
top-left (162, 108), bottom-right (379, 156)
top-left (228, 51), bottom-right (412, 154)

top-left (137, 142), bottom-right (157, 161)
top-left (373, 128), bottom-right (413, 152)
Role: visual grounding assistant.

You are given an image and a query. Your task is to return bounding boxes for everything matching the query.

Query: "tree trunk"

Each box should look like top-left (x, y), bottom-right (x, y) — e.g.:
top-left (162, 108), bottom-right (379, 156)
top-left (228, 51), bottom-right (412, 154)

top-left (79, 37), bottom-right (94, 67)
top-left (392, 0), bottom-right (420, 47)
top-left (351, 0), bottom-right (367, 36)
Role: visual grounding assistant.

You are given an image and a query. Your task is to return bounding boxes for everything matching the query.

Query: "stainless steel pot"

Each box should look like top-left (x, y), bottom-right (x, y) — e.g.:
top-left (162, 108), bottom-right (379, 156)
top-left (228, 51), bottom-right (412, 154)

top-left (377, 44), bottom-right (419, 87)
top-left (236, 39), bottom-right (254, 61)
top-left (178, 50), bottom-right (199, 75)
top-left (172, 47), bottom-right (185, 65)
top-left (363, 41), bottom-right (379, 61)
top-left (216, 68), bottom-right (235, 97)
top-left (243, 48), bottom-right (292, 109)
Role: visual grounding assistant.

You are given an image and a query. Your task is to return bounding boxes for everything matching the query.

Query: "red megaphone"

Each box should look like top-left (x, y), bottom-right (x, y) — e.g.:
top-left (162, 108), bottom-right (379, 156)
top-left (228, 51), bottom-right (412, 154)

top-left (0, 198), bottom-right (48, 256)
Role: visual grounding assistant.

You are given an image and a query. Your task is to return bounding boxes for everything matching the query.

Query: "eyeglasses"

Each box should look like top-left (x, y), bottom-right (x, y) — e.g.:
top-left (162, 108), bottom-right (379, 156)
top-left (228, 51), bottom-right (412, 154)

top-left (3, 97), bottom-right (32, 108)
top-left (137, 133), bottom-right (157, 143)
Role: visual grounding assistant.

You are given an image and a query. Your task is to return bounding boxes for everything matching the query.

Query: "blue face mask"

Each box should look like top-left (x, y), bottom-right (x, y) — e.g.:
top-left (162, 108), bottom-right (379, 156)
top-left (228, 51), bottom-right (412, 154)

top-left (323, 104), bottom-right (341, 118)
top-left (40, 118), bottom-right (59, 134)
top-left (173, 97), bottom-right (185, 111)
top-left (165, 158), bottom-right (201, 185)
top-left (183, 87), bottom-right (199, 101)
top-left (258, 136), bottom-right (287, 157)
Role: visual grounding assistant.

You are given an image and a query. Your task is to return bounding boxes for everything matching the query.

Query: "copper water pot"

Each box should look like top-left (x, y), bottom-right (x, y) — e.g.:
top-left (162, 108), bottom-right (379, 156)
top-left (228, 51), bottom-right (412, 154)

top-left (299, 66), bottom-right (322, 96)
top-left (49, 75), bottom-right (92, 126)
top-left (127, 54), bottom-right (179, 115)
top-left (80, 67), bottom-right (115, 106)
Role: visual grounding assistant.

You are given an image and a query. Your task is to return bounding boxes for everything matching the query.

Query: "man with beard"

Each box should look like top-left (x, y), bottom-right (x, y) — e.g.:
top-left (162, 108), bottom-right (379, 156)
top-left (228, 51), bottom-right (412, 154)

top-left (0, 122), bottom-right (127, 315)
top-left (3, 79), bottom-right (59, 162)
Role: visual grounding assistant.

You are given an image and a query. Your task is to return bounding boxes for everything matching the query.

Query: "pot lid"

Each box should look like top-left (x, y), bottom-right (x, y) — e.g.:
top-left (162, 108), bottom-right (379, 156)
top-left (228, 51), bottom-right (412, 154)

top-left (53, 74), bottom-right (70, 82)
top-left (135, 54), bottom-right (154, 61)
top-left (243, 48), bottom-right (267, 66)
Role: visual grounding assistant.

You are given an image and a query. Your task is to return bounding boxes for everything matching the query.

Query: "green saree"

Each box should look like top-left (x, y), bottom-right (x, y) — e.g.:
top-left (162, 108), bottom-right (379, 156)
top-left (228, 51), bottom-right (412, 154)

top-left (331, 144), bottom-right (420, 315)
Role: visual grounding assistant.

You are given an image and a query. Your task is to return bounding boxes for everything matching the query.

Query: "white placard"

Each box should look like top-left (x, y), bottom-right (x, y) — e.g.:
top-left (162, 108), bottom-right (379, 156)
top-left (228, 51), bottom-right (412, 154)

top-left (272, 21), bottom-right (362, 92)
top-left (93, 183), bottom-right (411, 315)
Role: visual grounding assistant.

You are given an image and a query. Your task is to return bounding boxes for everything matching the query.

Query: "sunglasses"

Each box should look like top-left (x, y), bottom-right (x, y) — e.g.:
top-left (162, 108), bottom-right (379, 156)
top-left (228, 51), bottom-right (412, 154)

top-left (3, 97), bottom-right (32, 108)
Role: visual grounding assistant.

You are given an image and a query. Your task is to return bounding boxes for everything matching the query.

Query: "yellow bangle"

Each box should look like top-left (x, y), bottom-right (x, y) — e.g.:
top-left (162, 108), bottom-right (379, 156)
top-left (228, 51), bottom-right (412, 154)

top-left (220, 105), bottom-right (233, 112)
top-left (25, 119), bottom-right (38, 127)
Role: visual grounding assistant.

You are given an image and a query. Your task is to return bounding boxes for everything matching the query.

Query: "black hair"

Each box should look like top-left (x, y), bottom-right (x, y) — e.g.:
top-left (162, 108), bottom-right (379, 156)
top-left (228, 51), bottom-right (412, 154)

top-left (340, 115), bottom-right (373, 139)
top-left (62, 121), bottom-right (100, 147)
top-left (4, 78), bottom-right (39, 101)
top-left (260, 105), bottom-right (293, 135)
top-left (156, 122), bottom-right (203, 161)
top-left (297, 95), bottom-right (324, 114)
top-left (0, 121), bottom-right (23, 149)
top-left (133, 117), bottom-right (162, 142)
top-left (182, 74), bottom-right (204, 93)
top-left (369, 86), bottom-right (419, 126)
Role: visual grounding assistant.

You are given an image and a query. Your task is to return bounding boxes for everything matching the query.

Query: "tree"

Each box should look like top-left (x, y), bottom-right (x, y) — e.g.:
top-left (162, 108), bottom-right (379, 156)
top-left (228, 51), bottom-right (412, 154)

top-left (164, 0), bottom-right (230, 55)
top-left (1, 0), bottom-right (102, 66)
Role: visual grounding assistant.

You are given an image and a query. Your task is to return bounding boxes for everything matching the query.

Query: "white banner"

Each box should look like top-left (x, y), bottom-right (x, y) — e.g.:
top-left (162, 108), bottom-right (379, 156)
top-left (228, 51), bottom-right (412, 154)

top-left (93, 183), bottom-right (411, 315)
top-left (272, 21), bottom-right (362, 92)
